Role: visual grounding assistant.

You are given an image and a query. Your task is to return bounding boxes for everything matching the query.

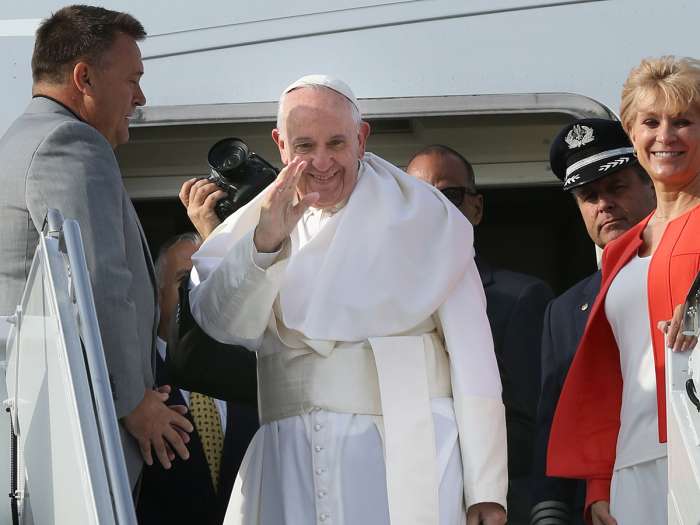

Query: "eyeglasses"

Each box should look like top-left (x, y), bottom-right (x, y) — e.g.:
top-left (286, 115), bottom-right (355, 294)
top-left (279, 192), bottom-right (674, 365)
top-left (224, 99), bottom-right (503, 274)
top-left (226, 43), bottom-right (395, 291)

top-left (439, 186), bottom-right (479, 207)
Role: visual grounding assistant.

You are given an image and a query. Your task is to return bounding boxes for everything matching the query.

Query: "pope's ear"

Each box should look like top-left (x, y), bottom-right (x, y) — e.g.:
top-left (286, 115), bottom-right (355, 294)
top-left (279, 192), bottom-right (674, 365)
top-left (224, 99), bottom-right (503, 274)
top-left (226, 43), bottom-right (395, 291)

top-left (272, 128), bottom-right (290, 164)
top-left (72, 61), bottom-right (93, 95)
top-left (357, 121), bottom-right (371, 157)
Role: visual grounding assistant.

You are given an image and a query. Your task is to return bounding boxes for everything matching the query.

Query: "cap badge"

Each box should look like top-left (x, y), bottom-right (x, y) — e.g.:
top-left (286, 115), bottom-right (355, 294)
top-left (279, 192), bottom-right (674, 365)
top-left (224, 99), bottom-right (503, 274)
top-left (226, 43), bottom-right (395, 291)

top-left (565, 125), bottom-right (595, 149)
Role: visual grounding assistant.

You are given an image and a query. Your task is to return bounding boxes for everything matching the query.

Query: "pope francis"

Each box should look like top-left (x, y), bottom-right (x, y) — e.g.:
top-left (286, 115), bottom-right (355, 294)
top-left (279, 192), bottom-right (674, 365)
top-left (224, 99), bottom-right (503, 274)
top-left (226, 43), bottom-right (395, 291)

top-left (189, 75), bottom-right (508, 525)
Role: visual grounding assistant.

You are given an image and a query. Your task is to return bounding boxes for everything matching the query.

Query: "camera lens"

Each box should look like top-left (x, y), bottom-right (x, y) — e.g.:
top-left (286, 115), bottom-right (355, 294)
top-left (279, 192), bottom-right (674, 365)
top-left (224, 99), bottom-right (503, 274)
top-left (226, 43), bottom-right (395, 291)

top-left (208, 138), bottom-right (249, 176)
top-left (206, 137), bottom-right (278, 221)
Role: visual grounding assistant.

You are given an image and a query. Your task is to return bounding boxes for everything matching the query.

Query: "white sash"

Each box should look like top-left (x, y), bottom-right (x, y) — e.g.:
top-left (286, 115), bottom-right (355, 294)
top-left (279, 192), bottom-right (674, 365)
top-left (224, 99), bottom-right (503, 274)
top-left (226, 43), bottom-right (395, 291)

top-left (257, 329), bottom-right (449, 525)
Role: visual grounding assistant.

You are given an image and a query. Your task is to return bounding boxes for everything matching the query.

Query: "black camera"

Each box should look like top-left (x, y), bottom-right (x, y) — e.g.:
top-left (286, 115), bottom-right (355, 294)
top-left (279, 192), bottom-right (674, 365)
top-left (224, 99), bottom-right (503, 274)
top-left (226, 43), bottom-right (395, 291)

top-left (206, 137), bottom-right (278, 221)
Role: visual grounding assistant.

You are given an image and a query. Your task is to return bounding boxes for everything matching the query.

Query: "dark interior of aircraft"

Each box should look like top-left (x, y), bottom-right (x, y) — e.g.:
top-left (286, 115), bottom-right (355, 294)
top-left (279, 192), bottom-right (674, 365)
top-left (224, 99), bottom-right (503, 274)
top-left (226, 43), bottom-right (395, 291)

top-left (134, 184), bottom-right (595, 297)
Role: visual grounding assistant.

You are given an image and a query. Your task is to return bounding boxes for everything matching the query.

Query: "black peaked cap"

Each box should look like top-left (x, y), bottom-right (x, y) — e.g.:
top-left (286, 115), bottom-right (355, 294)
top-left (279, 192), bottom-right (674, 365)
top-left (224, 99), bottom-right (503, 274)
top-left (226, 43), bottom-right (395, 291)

top-left (550, 118), bottom-right (637, 191)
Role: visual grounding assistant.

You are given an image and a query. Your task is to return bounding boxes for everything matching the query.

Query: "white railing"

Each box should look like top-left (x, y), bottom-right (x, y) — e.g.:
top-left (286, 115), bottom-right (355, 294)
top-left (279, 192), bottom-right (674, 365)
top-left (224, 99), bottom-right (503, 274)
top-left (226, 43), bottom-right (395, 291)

top-left (667, 274), bottom-right (700, 525)
top-left (2, 209), bottom-right (137, 525)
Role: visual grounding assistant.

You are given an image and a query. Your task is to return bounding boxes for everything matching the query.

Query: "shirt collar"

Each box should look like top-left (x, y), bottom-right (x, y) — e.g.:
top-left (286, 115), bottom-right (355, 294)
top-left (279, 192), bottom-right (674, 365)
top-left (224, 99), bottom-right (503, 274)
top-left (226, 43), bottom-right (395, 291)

top-left (155, 336), bottom-right (167, 361)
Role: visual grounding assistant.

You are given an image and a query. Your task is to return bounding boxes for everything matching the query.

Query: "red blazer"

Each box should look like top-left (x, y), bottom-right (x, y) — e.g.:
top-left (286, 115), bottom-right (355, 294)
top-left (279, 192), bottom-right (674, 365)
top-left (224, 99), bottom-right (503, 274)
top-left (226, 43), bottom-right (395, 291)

top-left (547, 205), bottom-right (700, 520)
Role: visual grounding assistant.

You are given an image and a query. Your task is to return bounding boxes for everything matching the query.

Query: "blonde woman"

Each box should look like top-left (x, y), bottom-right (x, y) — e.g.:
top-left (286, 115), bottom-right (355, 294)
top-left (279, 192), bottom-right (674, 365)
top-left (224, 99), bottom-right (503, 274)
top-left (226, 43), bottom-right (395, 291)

top-left (548, 56), bottom-right (700, 525)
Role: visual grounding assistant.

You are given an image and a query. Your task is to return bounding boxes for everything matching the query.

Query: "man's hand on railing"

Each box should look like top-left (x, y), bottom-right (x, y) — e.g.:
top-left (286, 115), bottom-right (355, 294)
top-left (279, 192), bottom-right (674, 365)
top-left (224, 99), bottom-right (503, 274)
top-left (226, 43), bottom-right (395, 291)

top-left (122, 388), bottom-right (194, 469)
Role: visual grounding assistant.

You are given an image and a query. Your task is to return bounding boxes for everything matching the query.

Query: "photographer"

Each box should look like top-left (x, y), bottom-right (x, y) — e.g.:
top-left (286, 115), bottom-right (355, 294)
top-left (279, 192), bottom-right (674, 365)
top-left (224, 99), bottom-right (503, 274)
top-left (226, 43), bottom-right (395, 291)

top-left (179, 138), bottom-right (277, 239)
top-left (179, 178), bottom-right (226, 239)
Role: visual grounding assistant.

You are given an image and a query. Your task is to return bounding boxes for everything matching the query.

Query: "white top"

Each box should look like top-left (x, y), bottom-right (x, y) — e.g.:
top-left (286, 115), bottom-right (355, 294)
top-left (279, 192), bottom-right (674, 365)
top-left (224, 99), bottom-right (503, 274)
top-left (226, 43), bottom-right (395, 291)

top-left (155, 336), bottom-right (227, 433)
top-left (189, 154), bottom-right (507, 524)
top-left (605, 254), bottom-right (667, 469)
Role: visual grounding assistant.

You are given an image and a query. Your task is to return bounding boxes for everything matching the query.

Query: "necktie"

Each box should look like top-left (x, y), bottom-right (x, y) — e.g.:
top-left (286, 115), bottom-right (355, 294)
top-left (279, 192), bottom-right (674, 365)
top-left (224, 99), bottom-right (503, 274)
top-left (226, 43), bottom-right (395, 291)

top-left (189, 391), bottom-right (224, 490)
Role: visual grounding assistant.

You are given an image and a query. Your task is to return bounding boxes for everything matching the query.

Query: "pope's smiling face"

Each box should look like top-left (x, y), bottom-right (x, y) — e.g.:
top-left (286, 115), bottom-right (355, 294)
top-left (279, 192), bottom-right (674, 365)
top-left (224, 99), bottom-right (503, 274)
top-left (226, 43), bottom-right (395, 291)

top-left (272, 86), bottom-right (370, 209)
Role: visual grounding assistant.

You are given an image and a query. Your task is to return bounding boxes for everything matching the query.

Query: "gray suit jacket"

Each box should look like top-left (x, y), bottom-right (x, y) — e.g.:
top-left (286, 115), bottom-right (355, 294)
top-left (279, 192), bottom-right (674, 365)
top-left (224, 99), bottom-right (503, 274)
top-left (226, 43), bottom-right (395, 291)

top-left (0, 96), bottom-right (157, 486)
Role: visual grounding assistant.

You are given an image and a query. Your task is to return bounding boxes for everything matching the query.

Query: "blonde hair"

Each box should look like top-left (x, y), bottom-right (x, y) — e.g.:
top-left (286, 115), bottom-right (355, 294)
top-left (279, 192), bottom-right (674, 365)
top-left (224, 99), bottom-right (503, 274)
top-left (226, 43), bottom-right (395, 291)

top-left (620, 56), bottom-right (700, 133)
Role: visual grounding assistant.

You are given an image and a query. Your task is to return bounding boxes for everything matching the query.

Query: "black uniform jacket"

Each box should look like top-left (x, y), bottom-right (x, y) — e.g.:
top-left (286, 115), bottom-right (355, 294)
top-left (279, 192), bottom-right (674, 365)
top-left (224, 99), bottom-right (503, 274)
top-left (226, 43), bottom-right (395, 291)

top-left (477, 257), bottom-right (554, 478)
top-left (530, 271), bottom-right (601, 525)
top-left (166, 273), bottom-right (258, 405)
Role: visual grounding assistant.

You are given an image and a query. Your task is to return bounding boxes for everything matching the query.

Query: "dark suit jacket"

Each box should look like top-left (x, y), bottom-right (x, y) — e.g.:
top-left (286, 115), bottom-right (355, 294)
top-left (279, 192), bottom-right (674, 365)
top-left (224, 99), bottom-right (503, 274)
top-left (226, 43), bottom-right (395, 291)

top-left (136, 354), bottom-right (259, 525)
top-left (530, 272), bottom-right (600, 525)
top-left (476, 257), bottom-right (554, 479)
top-left (166, 273), bottom-right (258, 405)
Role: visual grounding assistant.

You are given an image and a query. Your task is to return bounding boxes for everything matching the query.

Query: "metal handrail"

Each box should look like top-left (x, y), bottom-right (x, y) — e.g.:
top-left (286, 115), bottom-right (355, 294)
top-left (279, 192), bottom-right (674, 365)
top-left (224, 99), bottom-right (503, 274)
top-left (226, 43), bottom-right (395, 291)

top-left (60, 217), bottom-right (137, 525)
top-left (668, 269), bottom-right (700, 524)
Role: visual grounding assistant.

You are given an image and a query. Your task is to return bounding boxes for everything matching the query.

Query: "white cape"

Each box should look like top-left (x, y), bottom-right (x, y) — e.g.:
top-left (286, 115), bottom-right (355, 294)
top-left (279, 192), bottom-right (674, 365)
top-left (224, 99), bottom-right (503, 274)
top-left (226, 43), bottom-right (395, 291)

top-left (192, 152), bottom-right (473, 342)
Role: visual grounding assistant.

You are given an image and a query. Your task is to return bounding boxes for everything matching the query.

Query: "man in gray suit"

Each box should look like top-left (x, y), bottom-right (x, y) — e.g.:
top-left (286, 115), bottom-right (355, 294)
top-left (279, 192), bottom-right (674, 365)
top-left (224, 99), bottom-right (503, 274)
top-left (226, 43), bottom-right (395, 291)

top-left (0, 5), bottom-right (192, 487)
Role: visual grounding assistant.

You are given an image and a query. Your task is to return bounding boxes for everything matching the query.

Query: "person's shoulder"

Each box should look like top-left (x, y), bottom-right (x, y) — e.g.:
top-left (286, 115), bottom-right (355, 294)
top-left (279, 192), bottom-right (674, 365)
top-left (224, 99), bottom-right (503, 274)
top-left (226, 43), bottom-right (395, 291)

top-left (24, 114), bottom-right (119, 188)
top-left (33, 120), bottom-right (117, 177)
top-left (2, 101), bottom-right (71, 146)
top-left (14, 98), bottom-right (109, 151)
top-left (41, 117), bottom-right (110, 151)
top-left (490, 266), bottom-right (553, 297)
top-left (491, 267), bottom-right (547, 285)
top-left (550, 271), bottom-right (601, 312)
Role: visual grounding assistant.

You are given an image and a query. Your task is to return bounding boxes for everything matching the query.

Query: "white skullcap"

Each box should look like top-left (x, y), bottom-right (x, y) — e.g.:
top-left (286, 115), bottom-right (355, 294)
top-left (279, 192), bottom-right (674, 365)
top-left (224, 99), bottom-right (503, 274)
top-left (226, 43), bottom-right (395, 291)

top-left (282, 74), bottom-right (359, 111)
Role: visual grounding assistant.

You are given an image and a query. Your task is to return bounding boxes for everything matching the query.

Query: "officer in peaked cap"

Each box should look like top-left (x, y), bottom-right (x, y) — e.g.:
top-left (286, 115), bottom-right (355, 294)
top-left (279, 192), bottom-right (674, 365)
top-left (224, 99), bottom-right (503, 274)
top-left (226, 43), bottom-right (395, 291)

top-left (551, 118), bottom-right (637, 192)
top-left (549, 118), bottom-right (654, 246)
top-left (529, 118), bottom-right (656, 525)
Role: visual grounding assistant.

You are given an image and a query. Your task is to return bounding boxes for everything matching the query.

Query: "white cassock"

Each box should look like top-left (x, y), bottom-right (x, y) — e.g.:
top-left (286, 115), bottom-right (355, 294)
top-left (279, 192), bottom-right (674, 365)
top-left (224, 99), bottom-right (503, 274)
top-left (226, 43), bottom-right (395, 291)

top-left (190, 153), bottom-right (507, 525)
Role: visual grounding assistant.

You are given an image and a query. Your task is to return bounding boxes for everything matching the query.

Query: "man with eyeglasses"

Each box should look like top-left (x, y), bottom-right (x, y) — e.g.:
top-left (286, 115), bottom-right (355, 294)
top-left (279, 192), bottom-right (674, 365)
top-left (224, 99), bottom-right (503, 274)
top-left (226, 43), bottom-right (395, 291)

top-left (407, 145), bottom-right (554, 525)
